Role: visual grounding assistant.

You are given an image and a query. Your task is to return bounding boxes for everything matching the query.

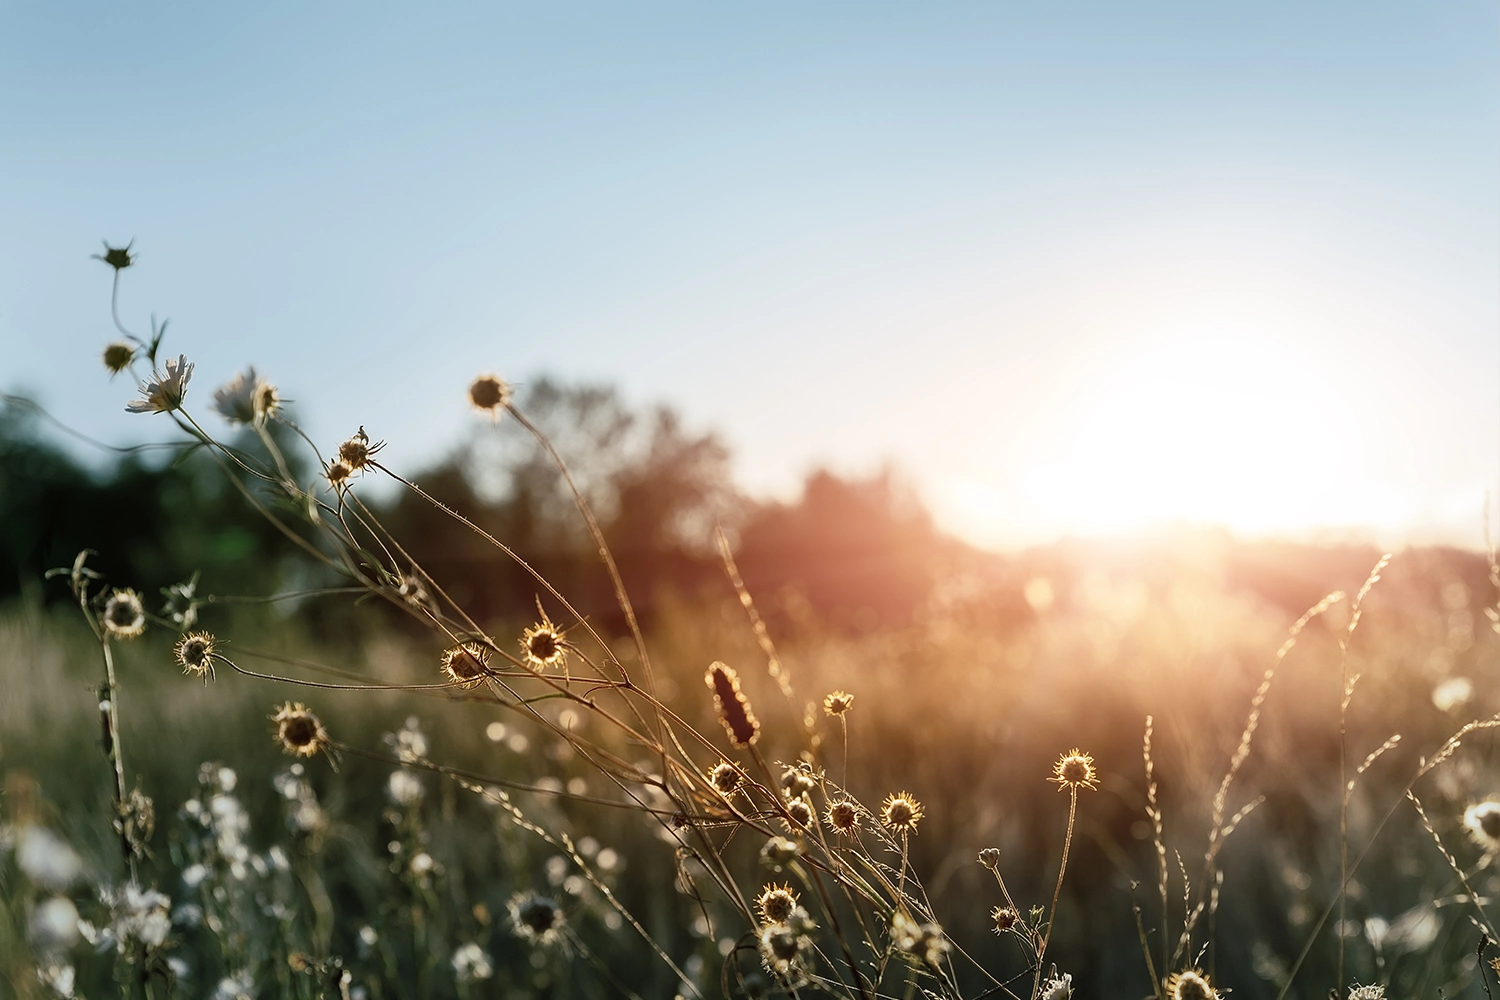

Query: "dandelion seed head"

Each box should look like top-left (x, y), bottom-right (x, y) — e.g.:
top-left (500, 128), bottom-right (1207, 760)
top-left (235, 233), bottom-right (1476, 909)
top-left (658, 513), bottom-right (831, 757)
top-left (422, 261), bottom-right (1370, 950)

top-left (1465, 801), bottom-right (1500, 851)
top-left (103, 588), bottom-right (146, 639)
top-left (521, 622), bottom-right (566, 671)
top-left (708, 762), bottom-right (742, 795)
top-left (507, 892), bottom-right (564, 946)
top-left (103, 341), bottom-right (134, 374)
top-left (468, 374), bottom-right (512, 415)
top-left (756, 884), bottom-right (798, 925)
top-left (823, 690), bottom-right (854, 716)
top-left (441, 642), bottom-right (491, 688)
top-left (826, 800), bottom-right (859, 835)
top-left (175, 631), bottom-right (216, 681)
top-left (1168, 971), bottom-right (1219, 1000)
top-left (272, 703), bottom-right (328, 759)
top-left (1051, 748), bottom-right (1099, 792)
top-left (880, 792), bottom-right (923, 833)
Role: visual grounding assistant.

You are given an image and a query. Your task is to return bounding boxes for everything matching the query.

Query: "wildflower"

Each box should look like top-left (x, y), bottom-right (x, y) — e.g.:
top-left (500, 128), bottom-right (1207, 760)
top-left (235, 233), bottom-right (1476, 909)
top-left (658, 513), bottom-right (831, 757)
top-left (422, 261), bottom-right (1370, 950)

top-left (324, 459), bottom-right (353, 490)
top-left (759, 836), bottom-right (801, 869)
top-left (508, 892), bottom-right (564, 946)
top-left (175, 631), bottom-right (217, 682)
top-left (758, 921), bottom-right (813, 985)
top-left (440, 641), bottom-right (491, 687)
top-left (1050, 748), bottom-right (1099, 792)
top-left (272, 703), bottom-right (330, 759)
top-left (1348, 985), bottom-right (1385, 1000)
top-left (468, 373), bottom-right (512, 416)
top-left (15, 828), bottom-right (82, 890)
top-left (94, 240), bottom-right (136, 271)
top-left (823, 690), bottom-right (854, 716)
top-left (212, 368), bottom-right (280, 425)
top-left (783, 796), bottom-right (814, 834)
top-left (451, 942), bottom-right (493, 983)
top-left (708, 762), bottom-right (742, 796)
top-left (521, 619), bottom-right (567, 672)
top-left (102, 588), bottom-right (146, 639)
top-left (780, 764), bottom-right (815, 797)
top-left (1167, 970), bottom-right (1220, 1000)
top-left (826, 800), bottom-right (859, 835)
top-left (1041, 973), bottom-right (1073, 1000)
top-left (891, 910), bottom-right (950, 969)
top-left (104, 882), bottom-right (171, 951)
top-left (125, 354), bottom-right (193, 414)
top-left (336, 427), bottom-right (383, 472)
top-left (160, 576), bottom-right (200, 628)
top-left (103, 341), bottom-right (134, 375)
top-left (978, 847), bottom-right (1002, 868)
top-left (881, 791), bottom-right (923, 834)
top-left (757, 884), bottom-right (799, 924)
top-left (990, 905), bottom-right (1018, 934)
top-left (706, 661), bottom-right (760, 747)
top-left (1464, 801), bottom-right (1500, 851)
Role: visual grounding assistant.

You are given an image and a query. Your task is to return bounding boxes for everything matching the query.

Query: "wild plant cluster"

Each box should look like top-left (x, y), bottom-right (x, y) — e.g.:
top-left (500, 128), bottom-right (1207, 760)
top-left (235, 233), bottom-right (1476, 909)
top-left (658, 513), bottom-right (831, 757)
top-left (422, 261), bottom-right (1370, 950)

top-left (4, 243), bottom-right (1500, 1000)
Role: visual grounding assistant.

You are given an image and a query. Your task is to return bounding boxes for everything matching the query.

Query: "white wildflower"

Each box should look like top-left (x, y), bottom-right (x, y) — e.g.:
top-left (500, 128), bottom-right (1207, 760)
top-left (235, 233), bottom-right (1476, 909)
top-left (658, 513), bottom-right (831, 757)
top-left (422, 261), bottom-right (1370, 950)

top-left (16, 826), bottom-right (82, 890)
top-left (125, 354), bottom-right (193, 414)
top-left (451, 943), bottom-right (493, 983)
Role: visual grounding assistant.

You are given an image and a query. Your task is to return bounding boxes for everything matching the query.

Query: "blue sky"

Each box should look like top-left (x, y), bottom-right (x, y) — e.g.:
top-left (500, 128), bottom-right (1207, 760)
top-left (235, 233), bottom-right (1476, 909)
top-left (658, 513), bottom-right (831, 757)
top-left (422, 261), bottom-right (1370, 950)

top-left (2, 3), bottom-right (1496, 547)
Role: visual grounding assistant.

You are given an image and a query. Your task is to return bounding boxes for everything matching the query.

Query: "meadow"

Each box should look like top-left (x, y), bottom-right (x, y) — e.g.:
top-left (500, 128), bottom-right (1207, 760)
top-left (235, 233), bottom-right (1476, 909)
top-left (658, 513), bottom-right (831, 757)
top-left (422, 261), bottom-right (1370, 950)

top-left (2, 247), bottom-right (1499, 1000)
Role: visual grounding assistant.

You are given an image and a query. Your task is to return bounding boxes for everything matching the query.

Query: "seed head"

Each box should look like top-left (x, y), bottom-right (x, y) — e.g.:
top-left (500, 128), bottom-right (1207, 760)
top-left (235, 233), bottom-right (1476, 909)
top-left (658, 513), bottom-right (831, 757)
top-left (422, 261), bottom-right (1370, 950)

top-left (823, 690), bottom-right (854, 716)
top-left (273, 702), bottom-right (329, 759)
top-left (175, 631), bottom-right (217, 682)
top-left (706, 662), bottom-right (760, 747)
top-left (978, 847), bottom-right (1002, 868)
top-left (468, 374), bottom-right (512, 416)
top-left (336, 427), bottom-right (383, 472)
top-left (990, 905), bottom-right (1017, 934)
top-left (881, 792), bottom-right (923, 834)
top-left (782, 795), bottom-right (814, 834)
top-left (521, 621), bottom-right (566, 672)
top-left (780, 765), bottom-right (815, 797)
top-left (825, 800), bottom-right (859, 835)
top-left (103, 341), bottom-right (135, 375)
top-left (758, 922), bottom-right (813, 985)
top-left (441, 642), bottom-right (492, 688)
top-left (103, 588), bottom-right (146, 639)
top-left (1465, 801), bottom-right (1500, 851)
top-left (1167, 971), bottom-right (1219, 1000)
top-left (1050, 748), bottom-right (1099, 792)
top-left (756, 884), bottom-right (799, 924)
top-left (94, 240), bottom-right (136, 271)
top-left (507, 892), bottom-right (564, 946)
top-left (708, 762), bottom-right (742, 796)
top-left (759, 836), bottom-right (802, 869)
top-left (1348, 986), bottom-right (1385, 1000)
top-left (325, 459), bottom-right (353, 490)
top-left (125, 354), bottom-right (193, 414)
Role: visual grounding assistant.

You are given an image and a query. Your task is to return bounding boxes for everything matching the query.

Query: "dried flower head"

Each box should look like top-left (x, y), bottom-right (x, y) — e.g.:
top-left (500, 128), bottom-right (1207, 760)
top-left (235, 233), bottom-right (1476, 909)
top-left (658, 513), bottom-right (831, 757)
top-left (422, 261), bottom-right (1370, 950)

top-left (273, 702), bottom-right (330, 759)
top-left (881, 792), bottom-right (923, 834)
top-left (213, 368), bottom-right (280, 426)
top-left (1167, 971), bottom-right (1219, 1000)
top-left (1348, 985), bottom-right (1385, 1000)
top-left (325, 459), bottom-right (353, 490)
top-left (1041, 973), bottom-right (1073, 1000)
top-left (521, 620), bottom-right (566, 672)
top-left (507, 892), bottom-right (564, 947)
top-left (468, 374), bottom-right (513, 416)
top-left (1050, 749), bottom-right (1099, 792)
top-left (891, 910), bottom-right (950, 968)
top-left (175, 631), bottom-right (217, 682)
top-left (758, 921), bottom-right (813, 985)
top-left (103, 341), bottom-right (135, 375)
top-left (823, 690), bottom-right (854, 716)
top-left (756, 884), bottom-right (799, 925)
top-left (708, 762), bottom-right (742, 796)
top-left (706, 661), bottom-right (760, 747)
top-left (825, 800), bottom-right (859, 835)
top-left (978, 847), bottom-right (1002, 868)
top-left (1465, 801), bottom-right (1500, 852)
top-left (990, 905), bottom-right (1018, 934)
top-left (94, 240), bottom-right (136, 271)
top-left (336, 427), bottom-right (384, 472)
top-left (441, 642), bottom-right (492, 688)
top-left (125, 355), bottom-right (194, 414)
top-left (780, 765), bottom-right (815, 797)
top-left (783, 796), bottom-right (815, 834)
top-left (103, 588), bottom-right (146, 639)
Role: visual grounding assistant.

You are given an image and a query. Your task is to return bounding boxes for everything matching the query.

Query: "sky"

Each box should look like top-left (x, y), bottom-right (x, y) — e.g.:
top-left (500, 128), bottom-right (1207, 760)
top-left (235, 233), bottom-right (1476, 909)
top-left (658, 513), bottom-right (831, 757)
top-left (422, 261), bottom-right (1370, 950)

top-left (2, 3), bottom-right (1497, 549)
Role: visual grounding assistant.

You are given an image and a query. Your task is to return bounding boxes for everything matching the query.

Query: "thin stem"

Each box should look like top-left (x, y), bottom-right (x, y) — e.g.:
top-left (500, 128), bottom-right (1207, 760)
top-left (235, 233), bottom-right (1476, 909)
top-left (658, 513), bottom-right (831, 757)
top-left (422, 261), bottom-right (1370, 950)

top-left (1033, 788), bottom-right (1078, 1000)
